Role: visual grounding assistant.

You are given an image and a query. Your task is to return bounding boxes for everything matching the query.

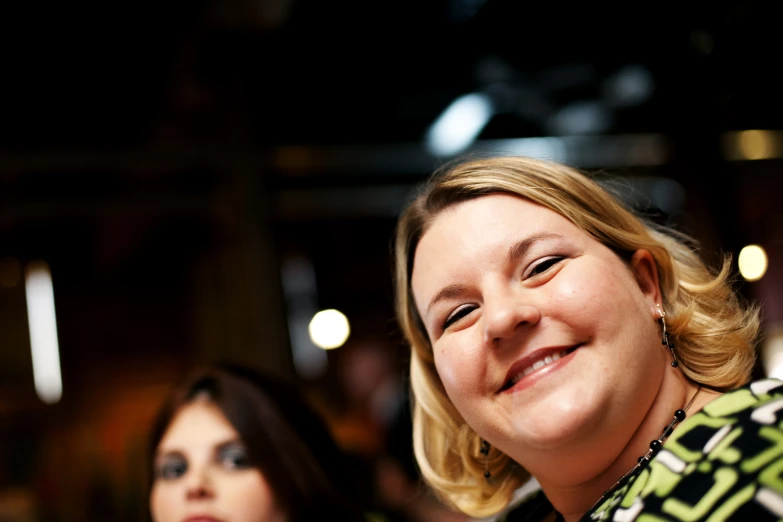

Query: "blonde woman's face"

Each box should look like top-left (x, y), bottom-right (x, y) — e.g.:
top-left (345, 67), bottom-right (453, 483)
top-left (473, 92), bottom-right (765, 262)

top-left (150, 398), bottom-right (286, 522)
top-left (411, 194), bottom-right (666, 479)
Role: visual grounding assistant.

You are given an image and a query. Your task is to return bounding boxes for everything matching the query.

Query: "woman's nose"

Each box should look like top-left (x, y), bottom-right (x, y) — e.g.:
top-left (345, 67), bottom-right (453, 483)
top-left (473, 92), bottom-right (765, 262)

top-left (185, 467), bottom-right (215, 501)
top-left (482, 291), bottom-right (540, 344)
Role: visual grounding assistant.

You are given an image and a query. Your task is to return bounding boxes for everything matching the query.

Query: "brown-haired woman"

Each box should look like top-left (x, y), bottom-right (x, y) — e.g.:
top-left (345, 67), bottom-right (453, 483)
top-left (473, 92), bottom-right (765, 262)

top-left (147, 363), bottom-right (378, 522)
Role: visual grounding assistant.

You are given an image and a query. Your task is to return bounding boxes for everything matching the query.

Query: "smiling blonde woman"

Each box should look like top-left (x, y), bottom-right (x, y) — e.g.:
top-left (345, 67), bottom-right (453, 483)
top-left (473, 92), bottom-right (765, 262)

top-left (393, 156), bottom-right (778, 522)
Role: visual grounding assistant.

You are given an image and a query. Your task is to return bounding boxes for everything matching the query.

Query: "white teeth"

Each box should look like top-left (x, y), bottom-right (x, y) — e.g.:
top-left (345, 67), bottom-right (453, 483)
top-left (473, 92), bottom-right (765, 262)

top-left (508, 350), bottom-right (570, 387)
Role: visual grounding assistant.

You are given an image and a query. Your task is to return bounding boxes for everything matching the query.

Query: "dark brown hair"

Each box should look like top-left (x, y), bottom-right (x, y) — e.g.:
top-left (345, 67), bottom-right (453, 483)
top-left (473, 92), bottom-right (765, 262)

top-left (148, 362), bottom-right (370, 521)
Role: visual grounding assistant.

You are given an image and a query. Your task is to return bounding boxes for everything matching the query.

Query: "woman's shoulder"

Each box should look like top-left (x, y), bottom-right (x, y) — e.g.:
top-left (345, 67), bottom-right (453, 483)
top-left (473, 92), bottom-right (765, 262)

top-left (593, 377), bottom-right (783, 521)
top-left (668, 377), bottom-right (783, 446)
top-left (696, 377), bottom-right (783, 420)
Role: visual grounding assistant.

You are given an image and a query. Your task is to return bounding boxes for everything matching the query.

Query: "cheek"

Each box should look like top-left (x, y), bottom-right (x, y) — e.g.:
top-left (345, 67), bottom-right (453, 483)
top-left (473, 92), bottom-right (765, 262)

top-left (224, 471), bottom-right (285, 522)
top-left (433, 340), bottom-right (487, 407)
top-left (564, 266), bottom-right (656, 363)
top-left (149, 482), bottom-right (177, 522)
top-left (553, 264), bottom-right (643, 325)
top-left (434, 352), bottom-right (458, 390)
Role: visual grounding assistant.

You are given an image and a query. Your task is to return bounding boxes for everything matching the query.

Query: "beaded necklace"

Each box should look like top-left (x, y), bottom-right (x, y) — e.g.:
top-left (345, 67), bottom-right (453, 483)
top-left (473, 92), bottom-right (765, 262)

top-left (587, 385), bottom-right (702, 514)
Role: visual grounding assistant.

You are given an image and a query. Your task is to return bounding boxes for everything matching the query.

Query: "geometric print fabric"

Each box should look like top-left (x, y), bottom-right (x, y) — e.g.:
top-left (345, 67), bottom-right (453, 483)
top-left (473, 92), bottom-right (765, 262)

top-left (502, 378), bottom-right (783, 522)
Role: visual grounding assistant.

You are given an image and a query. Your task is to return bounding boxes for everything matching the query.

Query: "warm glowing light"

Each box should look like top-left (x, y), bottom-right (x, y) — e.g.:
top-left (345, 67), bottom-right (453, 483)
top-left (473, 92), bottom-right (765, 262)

top-left (24, 261), bottom-right (63, 404)
top-left (308, 309), bottom-right (350, 350)
top-left (738, 244), bottom-right (768, 282)
top-left (738, 130), bottom-right (774, 160)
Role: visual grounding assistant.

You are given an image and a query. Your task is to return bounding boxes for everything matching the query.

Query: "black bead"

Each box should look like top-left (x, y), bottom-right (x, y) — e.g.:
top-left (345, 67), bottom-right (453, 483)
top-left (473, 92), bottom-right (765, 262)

top-left (674, 409), bottom-right (686, 421)
top-left (671, 360), bottom-right (679, 367)
top-left (638, 456), bottom-right (647, 464)
top-left (663, 426), bottom-right (673, 438)
top-left (484, 471), bottom-right (491, 479)
top-left (650, 439), bottom-right (662, 452)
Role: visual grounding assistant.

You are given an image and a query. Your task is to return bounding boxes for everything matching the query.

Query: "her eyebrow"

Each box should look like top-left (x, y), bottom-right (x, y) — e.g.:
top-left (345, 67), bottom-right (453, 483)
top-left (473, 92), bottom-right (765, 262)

top-left (215, 438), bottom-right (245, 452)
top-left (508, 233), bottom-right (564, 262)
top-left (155, 449), bottom-right (185, 463)
top-left (426, 283), bottom-right (468, 316)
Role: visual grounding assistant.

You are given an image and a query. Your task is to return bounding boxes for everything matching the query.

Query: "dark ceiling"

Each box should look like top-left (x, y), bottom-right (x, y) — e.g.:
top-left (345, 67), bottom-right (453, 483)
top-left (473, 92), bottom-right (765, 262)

top-left (3, 0), bottom-right (782, 149)
top-left (2, 0), bottom-right (783, 385)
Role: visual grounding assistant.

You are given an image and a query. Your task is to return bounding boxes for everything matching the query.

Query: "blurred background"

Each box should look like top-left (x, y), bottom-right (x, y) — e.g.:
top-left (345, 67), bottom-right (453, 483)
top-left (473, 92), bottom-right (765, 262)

top-left (3, 1), bottom-right (783, 520)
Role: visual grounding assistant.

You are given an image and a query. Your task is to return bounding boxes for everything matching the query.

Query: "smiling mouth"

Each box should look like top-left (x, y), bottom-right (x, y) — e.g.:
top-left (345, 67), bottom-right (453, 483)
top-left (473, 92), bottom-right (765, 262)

top-left (499, 345), bottom-right (580, 392)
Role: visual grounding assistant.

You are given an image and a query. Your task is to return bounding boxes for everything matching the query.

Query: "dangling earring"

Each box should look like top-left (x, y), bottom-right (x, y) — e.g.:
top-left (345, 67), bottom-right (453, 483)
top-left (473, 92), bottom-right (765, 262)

top-left (479, 439), bottom-right (491, 480)
top-left (657, 305), bottom-right (678, 367)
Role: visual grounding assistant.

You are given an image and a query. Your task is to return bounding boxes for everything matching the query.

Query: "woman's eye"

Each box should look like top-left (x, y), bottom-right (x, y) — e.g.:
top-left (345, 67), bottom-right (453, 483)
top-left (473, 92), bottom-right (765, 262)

top-left (442, 306), bottom-right (475, 330)
top-left (157, 458), bottom-right (187, 480)
top-left (528, 256), bottom-right (564, 277)
top-left (219, 446), bottom-right (252, 470)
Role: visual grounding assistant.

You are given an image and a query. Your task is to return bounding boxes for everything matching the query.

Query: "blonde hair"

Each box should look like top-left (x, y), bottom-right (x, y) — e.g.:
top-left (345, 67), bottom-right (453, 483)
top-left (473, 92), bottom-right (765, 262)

top-left (393, 156), bottom-right (760, 518)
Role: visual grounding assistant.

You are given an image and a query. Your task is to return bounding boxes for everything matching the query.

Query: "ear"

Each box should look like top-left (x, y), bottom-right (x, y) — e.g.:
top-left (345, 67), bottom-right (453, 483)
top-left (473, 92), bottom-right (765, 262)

top-left (630, 249), bottom-right (662, 318)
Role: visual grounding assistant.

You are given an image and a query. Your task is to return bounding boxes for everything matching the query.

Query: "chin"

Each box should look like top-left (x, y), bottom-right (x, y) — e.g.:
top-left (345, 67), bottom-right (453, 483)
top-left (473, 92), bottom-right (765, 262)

top-left (510, 387), bottom-right (604, 450)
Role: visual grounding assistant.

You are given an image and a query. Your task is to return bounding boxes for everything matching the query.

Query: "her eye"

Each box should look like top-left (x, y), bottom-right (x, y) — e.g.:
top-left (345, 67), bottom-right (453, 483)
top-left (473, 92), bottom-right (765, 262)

top-left (219, 444), bottom-right (252, 470)
top-left (157, 457), bottom-right (187, 480)
top-left (527, 256), bottom-right (564, 277)
top-left (442, 305), bottom-right (475, 330)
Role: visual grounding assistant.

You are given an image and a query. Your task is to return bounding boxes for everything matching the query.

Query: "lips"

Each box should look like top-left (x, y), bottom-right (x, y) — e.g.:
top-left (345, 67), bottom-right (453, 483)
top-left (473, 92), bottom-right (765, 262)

top-left (183, 516), bottom-right (224, 522)
top-left (499, 344), bottom-right (581, 393)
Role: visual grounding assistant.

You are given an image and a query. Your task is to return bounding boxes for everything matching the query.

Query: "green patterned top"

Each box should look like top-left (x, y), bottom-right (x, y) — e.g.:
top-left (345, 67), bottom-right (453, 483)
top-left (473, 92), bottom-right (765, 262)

top-left (500, 378), bottom-right (783, 522)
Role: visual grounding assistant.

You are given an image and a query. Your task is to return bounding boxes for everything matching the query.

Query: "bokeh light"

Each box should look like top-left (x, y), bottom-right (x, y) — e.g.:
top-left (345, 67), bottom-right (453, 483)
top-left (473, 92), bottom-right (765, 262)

top-left (738, 130), bottom-right (774, 160)
top-left (738, 244), bottom-right (768, 282)
top-left (308, 309), bottom-right (351, 350)
top-left (24, 261), bottom-right (63, 404)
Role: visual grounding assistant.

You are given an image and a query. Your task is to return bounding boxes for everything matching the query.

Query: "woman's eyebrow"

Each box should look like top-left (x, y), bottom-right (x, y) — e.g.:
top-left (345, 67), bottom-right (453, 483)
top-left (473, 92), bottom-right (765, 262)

top-left (214, 438), bottom-right (244, 452)
top-left (508, 233), bottom-right (564, 262)
top-left (426, 283), bottom-right (468, 316)
top-left (155, 448), bottom-right (185, 462)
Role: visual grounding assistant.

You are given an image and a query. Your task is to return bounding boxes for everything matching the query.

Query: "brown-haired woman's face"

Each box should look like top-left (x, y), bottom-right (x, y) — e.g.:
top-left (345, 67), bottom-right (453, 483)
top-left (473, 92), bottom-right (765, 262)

top-left (150, 397), bottom-right (286, 522)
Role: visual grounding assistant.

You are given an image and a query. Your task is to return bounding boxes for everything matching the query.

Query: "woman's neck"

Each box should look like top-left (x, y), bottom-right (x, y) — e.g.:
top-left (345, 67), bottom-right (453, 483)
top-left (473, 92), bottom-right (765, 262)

top-left (534, 372), bottom-right (716, 522)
